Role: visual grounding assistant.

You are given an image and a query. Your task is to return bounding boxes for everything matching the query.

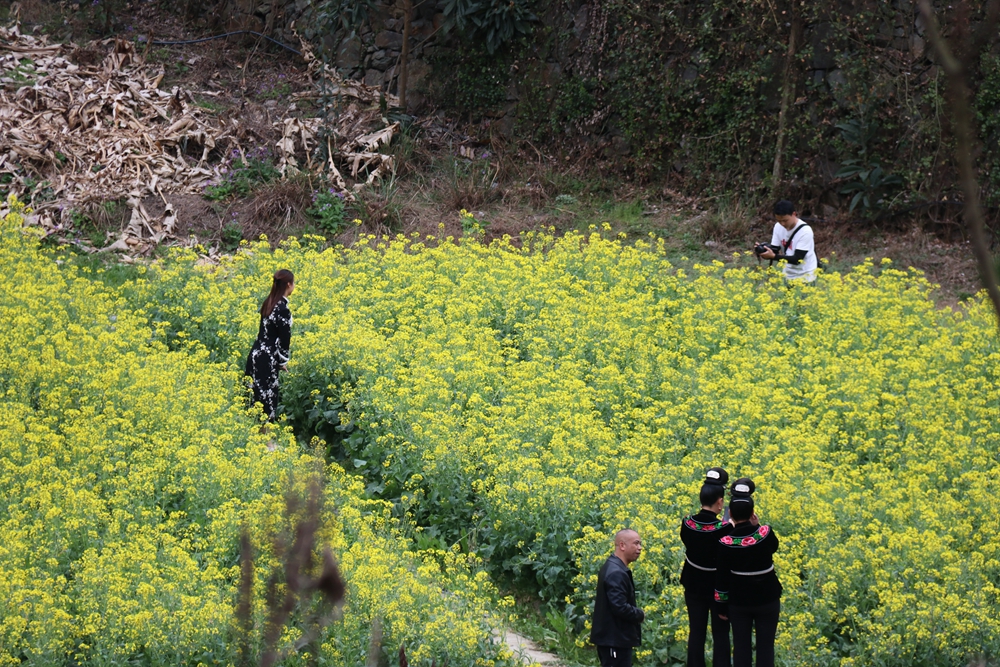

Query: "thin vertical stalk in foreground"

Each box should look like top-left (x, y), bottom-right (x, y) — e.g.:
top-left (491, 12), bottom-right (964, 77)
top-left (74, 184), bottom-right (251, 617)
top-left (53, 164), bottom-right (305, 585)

top-left (918, 0), bottom-right (1000, 332)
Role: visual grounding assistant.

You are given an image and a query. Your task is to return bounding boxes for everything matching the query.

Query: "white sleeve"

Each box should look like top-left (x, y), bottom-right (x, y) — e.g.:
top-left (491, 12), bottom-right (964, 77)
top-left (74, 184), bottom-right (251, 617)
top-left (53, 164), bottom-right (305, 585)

top-left (770, 223), bottom-right (783, 247)
top-left (791, 225), bottom-right (814, 255)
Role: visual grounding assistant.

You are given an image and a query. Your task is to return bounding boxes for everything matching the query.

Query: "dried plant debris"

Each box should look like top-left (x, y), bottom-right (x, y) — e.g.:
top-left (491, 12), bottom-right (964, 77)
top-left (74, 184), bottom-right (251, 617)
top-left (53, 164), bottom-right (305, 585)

top-left (0, 27), bottom-right (221, 247)
top-left (276, 35), bottom-right (401, 197)
top-left (294, 35), bottom-right (399, 108)
top-left (0, 24), bottom-right (399, 255)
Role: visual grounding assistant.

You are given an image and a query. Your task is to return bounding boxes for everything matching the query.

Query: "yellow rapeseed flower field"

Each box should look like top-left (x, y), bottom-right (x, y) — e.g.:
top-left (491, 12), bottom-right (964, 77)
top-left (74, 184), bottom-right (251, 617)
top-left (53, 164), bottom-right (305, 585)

top-left (121, 227), bottom-right (1000, 666)
top-left (7, 191), bottom-right (1000, 665)
top-left (0, 196), bottom-right (516, 667)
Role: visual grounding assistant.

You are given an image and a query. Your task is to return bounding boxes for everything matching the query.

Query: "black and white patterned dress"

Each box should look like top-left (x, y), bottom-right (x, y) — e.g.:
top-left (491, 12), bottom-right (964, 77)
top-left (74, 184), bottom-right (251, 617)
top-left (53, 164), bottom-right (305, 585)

top-left (244, 296), bottom-right (292, 420)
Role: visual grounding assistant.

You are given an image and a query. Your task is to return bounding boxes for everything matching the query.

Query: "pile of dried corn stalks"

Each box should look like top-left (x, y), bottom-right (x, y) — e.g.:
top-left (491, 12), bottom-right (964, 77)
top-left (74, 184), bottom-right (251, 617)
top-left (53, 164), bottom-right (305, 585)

top-left (0, 23), bottom-right (397, 254)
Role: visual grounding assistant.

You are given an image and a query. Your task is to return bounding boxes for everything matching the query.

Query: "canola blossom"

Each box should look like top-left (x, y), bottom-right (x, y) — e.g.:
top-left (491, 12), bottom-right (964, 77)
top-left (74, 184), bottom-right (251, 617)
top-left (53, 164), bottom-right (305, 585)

top-left (119, 227), bottom-right (1000, 666)
top-left (0, 196), bottom-right (515, 667)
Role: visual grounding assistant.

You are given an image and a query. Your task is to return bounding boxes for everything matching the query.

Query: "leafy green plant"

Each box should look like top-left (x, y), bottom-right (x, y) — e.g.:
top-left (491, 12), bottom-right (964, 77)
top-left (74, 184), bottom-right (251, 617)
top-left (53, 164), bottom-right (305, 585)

top-left (834, 118), bottom-right (903, 217)
top-left (204, 149), bottom-right (280, 200)
top-left (459, 208), bottom-right (489, 234)
top-left (441, 0), bottom-right (538, 54)
top-left (10, 58), bottom-right (37, 88)
top-left (69, 209), bottom-right (106, 247)
top-left (315, 0), bottom-right (377, 35)
top-left (835, 117), bottom-right (877, 154)
top-left (306, 188), bottom-right (347, 235)
top-left (221, 220), bottom-right (243, 251)
top-left (23, 177), bottom-right (55, 206)
top-left (836, 160), bottom-right (903, 216)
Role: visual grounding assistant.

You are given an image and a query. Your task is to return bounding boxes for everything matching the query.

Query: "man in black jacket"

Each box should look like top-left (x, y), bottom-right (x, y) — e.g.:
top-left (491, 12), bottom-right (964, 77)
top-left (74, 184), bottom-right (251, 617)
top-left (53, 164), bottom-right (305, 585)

top-left (590, 529), bottom-right (645, 667)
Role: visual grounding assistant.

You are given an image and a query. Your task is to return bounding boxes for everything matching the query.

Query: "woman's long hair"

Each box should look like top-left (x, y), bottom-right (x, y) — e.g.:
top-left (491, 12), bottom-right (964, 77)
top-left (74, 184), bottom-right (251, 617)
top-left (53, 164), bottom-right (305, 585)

top-left (261, 269), bottom-right (294, 317)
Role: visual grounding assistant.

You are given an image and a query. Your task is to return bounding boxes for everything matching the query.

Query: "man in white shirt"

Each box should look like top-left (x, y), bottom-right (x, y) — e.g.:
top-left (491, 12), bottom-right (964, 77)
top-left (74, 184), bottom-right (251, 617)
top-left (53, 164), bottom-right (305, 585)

top-left (757, 200), bottom-right (817, 282)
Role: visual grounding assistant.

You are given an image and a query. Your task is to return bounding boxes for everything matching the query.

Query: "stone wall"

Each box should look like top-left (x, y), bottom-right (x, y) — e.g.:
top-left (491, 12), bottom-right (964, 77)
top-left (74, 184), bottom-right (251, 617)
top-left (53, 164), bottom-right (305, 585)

top-left (223, 0), bottom-right (936, 125)
top-left (224, 0), bottom-right (447, 113)
top-left (221, 0), bottom-right (594, 119)
top-left (211, 0), bottom-right (960, 172)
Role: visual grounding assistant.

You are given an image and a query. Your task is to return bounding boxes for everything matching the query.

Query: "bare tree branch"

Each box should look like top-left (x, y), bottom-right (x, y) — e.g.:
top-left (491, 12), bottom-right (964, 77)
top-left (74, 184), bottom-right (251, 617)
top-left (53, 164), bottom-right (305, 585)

top-left (366, 617), bottom-right (384, 667)
top-left (918, 0), bottom-right (1000, 330)
top-left (245, 472), bottom-right (346, 667)
top-left (236, 529), bottom-right (255, 667)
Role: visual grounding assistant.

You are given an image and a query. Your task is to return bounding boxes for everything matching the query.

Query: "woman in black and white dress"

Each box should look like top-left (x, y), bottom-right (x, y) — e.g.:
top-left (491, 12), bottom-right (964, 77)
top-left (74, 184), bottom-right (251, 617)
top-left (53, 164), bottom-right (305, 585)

top-left (245, 269), bottom-right (294, 421)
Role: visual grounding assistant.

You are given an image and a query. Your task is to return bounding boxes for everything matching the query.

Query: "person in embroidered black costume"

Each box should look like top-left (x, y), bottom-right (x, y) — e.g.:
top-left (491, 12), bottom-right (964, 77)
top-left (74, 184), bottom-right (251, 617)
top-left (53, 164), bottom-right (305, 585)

top-left (591, 529), bottom-right (645, 667)
top-left (715, 478), bottom-right (782, 667)
top-left (681, 467), bottom-right (733, 667)
top-left (245, 269), bottom-right (294, 421)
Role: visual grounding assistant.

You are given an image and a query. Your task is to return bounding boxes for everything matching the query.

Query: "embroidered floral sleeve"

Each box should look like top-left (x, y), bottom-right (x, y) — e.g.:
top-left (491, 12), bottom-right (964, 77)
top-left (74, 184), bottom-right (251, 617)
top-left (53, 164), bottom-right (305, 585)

top-left (683, 516), bottom-right (727, 532)
top-left (719, 524), bottom-right (770, 548)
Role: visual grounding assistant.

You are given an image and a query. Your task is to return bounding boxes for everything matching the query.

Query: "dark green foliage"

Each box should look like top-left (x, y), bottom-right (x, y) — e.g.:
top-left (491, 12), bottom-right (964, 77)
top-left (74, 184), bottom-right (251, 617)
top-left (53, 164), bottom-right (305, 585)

top-left (837, 161), bottom-right (904, 216)
top-left (314, 0), bottom-right (377, 35)
top-left (221, 221), bottom-right (243, 251)
top-left (430, 44), bottom-right (512, 114)
top-left (306, 187), bottom-right (347, 235)
top-left (834, 117), bottom-right (903, 217)
top-left (89, 0), bottom-right (128, 34)
top-left (430, 0), bottom-right (1000, 207)
top-left (976, 54), bottom-right (1000, 206)
top-left (442, 0), bottom-right (539, 54)
top-left (553, 76), bottom-right (597, 132)
top-left (500, 1), bottom-right (796, 187)
top-left (203, 150), bottom-right (280, 201)
top-left (69, 209), bottom-right (109, 247)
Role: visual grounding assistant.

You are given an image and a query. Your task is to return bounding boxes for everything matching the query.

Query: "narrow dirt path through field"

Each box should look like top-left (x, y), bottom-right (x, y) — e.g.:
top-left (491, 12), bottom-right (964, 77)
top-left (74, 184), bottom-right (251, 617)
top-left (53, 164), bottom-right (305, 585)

top-left (499, 630), bottom-right (562, 666)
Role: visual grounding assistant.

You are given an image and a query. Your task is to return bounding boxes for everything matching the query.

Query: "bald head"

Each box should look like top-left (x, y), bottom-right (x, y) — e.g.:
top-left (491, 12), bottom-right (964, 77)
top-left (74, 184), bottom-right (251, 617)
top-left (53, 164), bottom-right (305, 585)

top-left (613, 529), bottom-right (642, 564)
top-left (615, 529), bottom-right (637, 545)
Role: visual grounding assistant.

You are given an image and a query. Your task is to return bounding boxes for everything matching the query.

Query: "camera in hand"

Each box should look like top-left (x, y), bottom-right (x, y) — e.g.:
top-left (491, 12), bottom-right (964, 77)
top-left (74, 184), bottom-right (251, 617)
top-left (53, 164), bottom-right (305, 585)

top-left (754, 242), bottom-right (777, 257)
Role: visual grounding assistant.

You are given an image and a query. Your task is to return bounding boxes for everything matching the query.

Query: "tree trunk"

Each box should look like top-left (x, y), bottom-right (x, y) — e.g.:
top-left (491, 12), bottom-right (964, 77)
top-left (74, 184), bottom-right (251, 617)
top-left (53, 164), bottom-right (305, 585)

top-left (398, 0), bottom-right (413, 109)
top-left (771, 8), bottom-right (801, 193)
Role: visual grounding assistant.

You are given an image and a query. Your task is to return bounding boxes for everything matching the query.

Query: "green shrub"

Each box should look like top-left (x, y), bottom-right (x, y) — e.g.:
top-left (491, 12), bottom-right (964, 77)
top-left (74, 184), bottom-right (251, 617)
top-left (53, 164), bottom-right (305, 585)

top-left (307, 188), bottom-right (348, 235)
top-left (204, 148), bottom-right (280, 201)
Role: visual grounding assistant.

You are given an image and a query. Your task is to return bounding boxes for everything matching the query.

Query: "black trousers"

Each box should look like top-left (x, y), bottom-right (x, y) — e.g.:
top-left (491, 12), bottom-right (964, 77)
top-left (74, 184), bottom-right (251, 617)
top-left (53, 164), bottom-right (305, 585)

top-left (685, 588), bottom-right (731, 667)
top-left (596, 646), bottom-right (633, 667)
top-left (729, 599), bottom-right (780, 667)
